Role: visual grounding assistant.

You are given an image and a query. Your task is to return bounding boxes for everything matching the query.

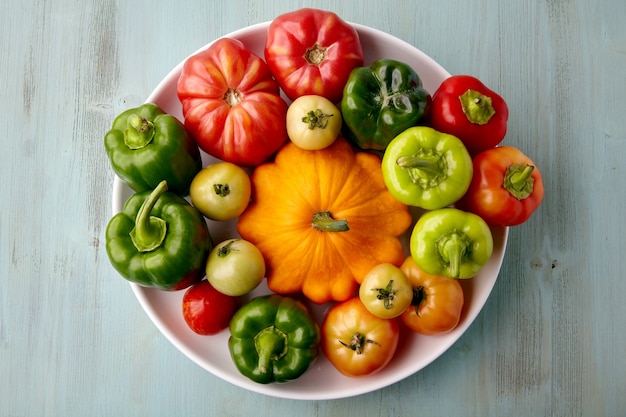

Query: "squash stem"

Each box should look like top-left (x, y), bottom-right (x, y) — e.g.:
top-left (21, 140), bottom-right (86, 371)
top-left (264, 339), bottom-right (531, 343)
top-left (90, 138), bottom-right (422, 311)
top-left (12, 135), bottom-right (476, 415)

top-left (312, 210), bottom-right (350, 232)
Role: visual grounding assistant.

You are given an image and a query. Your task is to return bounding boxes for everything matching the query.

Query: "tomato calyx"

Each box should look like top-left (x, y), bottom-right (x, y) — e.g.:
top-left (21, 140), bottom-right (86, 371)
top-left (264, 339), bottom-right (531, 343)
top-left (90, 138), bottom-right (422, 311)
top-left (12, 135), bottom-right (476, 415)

top-left (217, 239), bottom-right (238, 257)
top-left (213, 183), bottom-right (231, 197)
top-left (304, 43), bottom-right (327, 66)
top-left (312, 210), bottom-right (350, 232)
top-left (410, 286), bottom-right (426, 315)
top-left (372, 280), bottom-right (398, 310)
top-left (339, 332), bottom-right (381, 355)
top-left (504, 163), bottom-right (536, 200)
top-left (223, 87), bottom-right (243, 107)
top-left (459, 89), bottom-right (496, 125)
top-left (302, 109), bottom-right (334, 130)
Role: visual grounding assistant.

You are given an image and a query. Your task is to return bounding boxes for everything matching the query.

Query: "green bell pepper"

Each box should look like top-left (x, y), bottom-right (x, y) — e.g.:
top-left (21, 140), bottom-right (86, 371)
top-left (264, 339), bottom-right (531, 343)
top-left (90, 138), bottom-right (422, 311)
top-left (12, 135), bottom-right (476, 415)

top-left (228, 294), bottom-right (320, 384)
top-left (106, 180), bottom-right (212, 290)
top-left (381, 126), bottom-right (473, 210)
top-left (104, 103), bottom-right (202, 196)
top-left (410, 208), bottom-right (493, 279)
top-left (340, 58), bottom-right (430, 151)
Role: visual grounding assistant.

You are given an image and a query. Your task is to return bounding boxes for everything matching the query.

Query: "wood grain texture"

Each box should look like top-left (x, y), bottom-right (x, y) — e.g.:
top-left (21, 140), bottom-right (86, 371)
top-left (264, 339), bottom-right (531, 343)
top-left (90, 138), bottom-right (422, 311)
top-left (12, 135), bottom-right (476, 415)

top-left (1, 0), bottom-right (624, 416)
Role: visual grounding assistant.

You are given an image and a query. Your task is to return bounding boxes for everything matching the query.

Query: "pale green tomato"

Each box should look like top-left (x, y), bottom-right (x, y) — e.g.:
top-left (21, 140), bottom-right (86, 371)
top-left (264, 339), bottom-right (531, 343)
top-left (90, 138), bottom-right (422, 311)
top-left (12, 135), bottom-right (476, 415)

top-left (189, 162), bottom-right (251, 221)
top-left (205, 239), bottom-right (266, 296)
top-left (359, 263), bottom-right (413, 319)
top-left (286, 95), bottom-right (342, 150)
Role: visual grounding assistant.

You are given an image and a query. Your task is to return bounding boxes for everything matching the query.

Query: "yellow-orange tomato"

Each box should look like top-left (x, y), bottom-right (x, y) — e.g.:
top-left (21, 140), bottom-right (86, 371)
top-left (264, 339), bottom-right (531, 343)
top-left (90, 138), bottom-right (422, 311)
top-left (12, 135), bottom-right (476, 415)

top-left (399, 256), bottom-right (464, 335)
top-left (322, 297), bottom-right (399, 377)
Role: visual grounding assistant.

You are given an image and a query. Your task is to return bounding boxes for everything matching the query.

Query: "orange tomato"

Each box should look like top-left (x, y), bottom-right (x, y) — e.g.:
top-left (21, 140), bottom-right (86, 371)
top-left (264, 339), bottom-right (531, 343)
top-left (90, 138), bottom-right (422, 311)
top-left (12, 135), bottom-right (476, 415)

top-left (399, 256), bottom-right (464, 335)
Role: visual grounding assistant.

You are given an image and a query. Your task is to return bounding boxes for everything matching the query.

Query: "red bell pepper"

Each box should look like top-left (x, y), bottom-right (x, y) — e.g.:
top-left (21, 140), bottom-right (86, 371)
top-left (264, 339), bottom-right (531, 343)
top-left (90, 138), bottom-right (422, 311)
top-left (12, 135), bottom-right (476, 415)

top-left (429, 75), bottom-right (508, 155)
top-left (457, 146), bottom-right (544, 227)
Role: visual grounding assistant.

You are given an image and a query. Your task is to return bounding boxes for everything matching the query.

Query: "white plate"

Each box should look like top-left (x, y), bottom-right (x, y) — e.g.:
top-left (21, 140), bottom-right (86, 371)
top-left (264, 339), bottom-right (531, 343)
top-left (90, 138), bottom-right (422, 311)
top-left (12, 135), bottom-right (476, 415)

top-left (111, 22), bottom-right (508, 400)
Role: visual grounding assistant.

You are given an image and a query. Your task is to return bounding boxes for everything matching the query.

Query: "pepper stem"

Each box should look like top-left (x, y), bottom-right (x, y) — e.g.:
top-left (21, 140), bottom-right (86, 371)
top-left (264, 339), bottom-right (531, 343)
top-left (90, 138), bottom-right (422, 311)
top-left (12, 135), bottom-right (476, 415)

top-left (504, 164), bottom-right (535, 200)
top-left (124, 113), bottom-right (156, 149)
top-left (459, 89), bottom-right (496, 125)
top-left (312, 210), bottom-right (350, 232)
top-left (437, 232), bottom-right (470, 278)
top-left (254, 327), bottom-right (287, 375)
top-left (396, 153), bottom-right (446, 188)
top-left (130, 180), bottom-right (168, 252)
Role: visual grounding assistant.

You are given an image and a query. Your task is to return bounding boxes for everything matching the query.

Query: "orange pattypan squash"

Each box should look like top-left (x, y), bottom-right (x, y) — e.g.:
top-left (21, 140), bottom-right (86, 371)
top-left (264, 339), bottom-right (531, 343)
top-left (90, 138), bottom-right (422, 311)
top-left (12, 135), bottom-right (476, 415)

top-left (237, 138), bottom-right (412, 304)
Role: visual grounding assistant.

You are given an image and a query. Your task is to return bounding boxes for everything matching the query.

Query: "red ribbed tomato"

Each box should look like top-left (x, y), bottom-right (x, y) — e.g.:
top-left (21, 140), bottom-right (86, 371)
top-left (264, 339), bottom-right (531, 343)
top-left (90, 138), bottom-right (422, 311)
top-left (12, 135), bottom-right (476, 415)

top-left (264, 8), bottom-right (364, 103)
top-left (177, 38), bottom-right (288, 166)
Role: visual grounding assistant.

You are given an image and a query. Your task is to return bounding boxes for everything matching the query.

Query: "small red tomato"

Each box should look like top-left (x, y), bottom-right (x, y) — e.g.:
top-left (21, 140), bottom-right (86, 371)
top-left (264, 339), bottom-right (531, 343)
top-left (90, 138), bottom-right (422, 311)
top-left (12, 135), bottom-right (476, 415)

top-left (182, 280), bottom-right (239, 335)
top-left (264, 8), bottom-right (364, 103)
top-left (429, 75), bottom-right (508, 155)
top-left (321, 297), bottom-right (399, 377)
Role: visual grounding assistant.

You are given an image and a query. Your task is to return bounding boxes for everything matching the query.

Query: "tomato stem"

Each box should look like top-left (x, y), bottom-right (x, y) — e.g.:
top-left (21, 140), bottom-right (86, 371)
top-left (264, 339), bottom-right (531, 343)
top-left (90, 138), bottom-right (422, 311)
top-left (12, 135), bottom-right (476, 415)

top-left (217, 240), bottom-right (239, 258)
top-left (304, 43), bottom-right (326, 66)
top-left (372, 280), bottom-right (397, 310)
top-left (339, 332), bottom-right (380, 355)
top-left (411, 286), bottom-right (426, 315)
top-left (223, 87), bottom-right (243, 107)
top-left (302, 109), bottom-right (334, 130)
top-left (213, 183), bottom-right (231, 197)
top-left (130, 180), bottom-right (168, 252)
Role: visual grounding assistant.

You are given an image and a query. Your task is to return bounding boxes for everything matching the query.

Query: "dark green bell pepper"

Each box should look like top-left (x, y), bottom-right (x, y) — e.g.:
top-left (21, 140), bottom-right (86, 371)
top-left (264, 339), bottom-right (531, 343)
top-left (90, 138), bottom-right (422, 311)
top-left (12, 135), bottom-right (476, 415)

top-left (410, 207), bottom-right (493, 279)
top-left (104, 103), bottom-right (202, 196)
top-left (228, 294), bottom-right (320, 384)
top-left (341, 58), bottom-right (431, 151)
top-left (106, 180), bottom-right (212, 290)
top-left (381, 126), bottom-right (473, 210)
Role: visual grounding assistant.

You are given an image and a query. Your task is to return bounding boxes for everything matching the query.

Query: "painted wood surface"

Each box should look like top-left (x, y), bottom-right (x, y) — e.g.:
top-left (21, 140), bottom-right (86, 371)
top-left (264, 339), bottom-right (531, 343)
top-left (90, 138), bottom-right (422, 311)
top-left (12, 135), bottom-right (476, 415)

top-left (1, 0), bottom-right (624, 415)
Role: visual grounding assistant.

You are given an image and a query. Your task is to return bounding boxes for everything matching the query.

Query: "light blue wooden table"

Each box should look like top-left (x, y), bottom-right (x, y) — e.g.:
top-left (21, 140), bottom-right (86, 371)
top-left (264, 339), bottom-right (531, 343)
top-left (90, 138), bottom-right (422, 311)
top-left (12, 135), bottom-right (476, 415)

top-left (2, 0), bottom-right (624, 415)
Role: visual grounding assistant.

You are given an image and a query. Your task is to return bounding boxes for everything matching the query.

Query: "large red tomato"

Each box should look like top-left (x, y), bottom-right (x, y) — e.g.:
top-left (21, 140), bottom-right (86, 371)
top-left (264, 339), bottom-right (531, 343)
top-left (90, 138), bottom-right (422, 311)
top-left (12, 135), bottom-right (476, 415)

top-left (177, 38), bottom-right (288, 166)
top-left (264, 8), bottom-right (364, 103)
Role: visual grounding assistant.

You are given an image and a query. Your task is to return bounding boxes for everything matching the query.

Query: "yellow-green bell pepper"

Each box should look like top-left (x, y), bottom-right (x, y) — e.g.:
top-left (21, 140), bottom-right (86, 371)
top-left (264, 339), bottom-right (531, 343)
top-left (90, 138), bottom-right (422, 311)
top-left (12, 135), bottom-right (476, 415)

top-left (410, 208), bottom-right (493, 279)
top-left (381, 126), bottom-right (473, 210)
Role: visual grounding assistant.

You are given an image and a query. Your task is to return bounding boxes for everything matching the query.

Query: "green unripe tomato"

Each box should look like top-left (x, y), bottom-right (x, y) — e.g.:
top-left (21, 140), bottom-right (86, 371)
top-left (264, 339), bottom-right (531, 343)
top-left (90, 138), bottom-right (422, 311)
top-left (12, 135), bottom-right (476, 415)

top-left (359, 263), bottom-right (413, 319)
top-left (205, 239), bottom-right (266, 296)
top-left (286, 95), bottom-right (342, 150)
top-left (189, 162), bottom-right (251, 221)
